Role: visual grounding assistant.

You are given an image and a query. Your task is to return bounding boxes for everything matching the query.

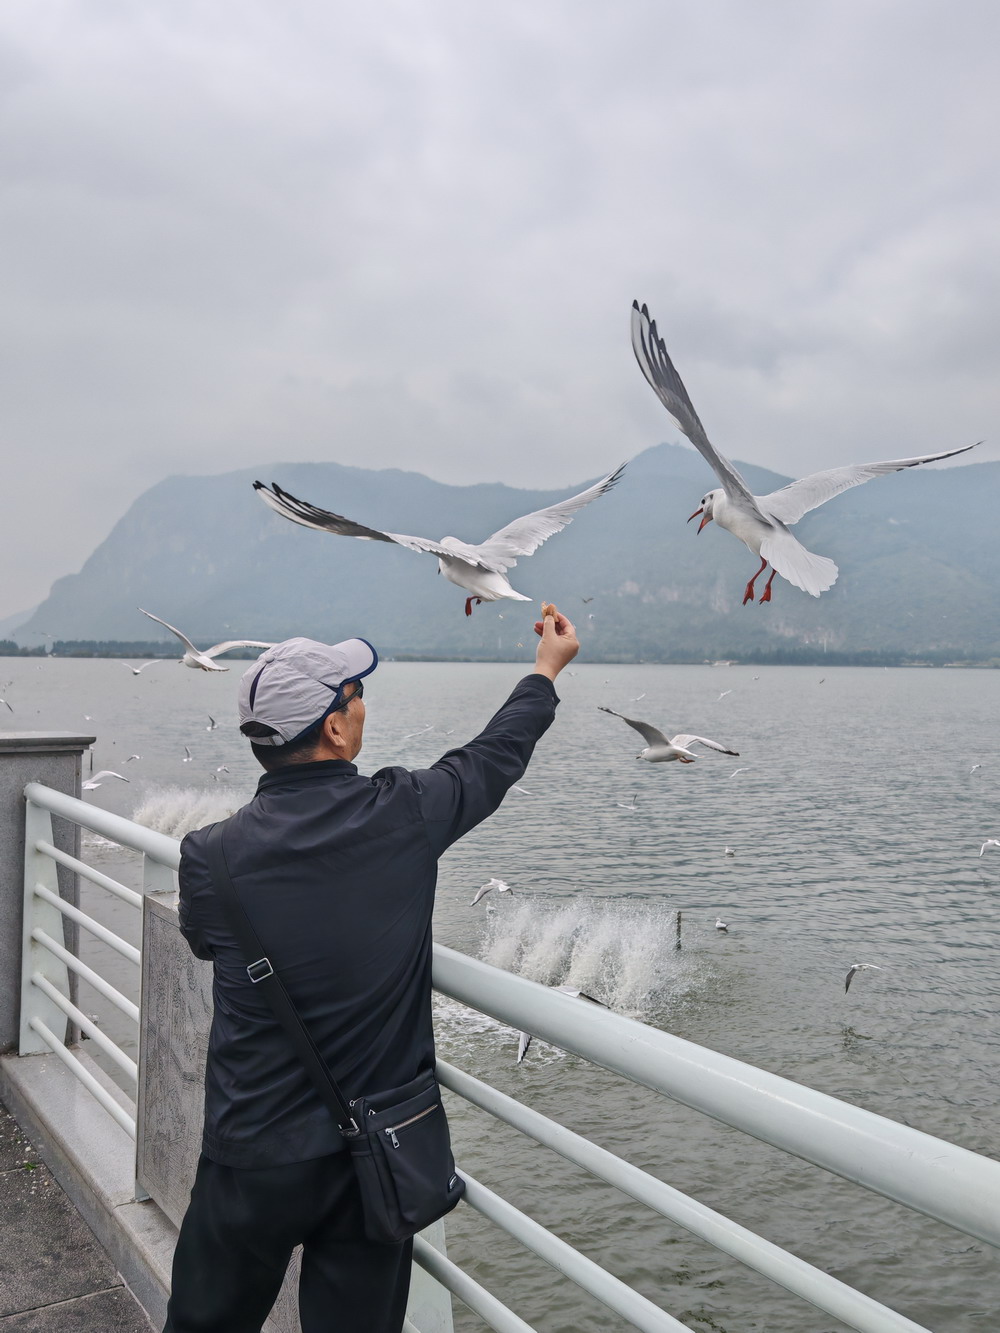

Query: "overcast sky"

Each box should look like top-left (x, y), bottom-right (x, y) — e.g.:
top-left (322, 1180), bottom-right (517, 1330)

top-left (2, 0), bottom-right (998, 620)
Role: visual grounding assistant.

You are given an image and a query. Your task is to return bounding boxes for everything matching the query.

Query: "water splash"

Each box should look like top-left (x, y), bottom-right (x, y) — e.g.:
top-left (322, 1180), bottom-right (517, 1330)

top-left (132, 786), bottom-right (249, 840)
top-left (479, 896), bottom-right (686, 1019)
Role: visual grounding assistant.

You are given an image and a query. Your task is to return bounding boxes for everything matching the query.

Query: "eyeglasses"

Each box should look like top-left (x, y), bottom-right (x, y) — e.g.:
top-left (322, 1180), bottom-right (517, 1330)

top-left (333, 679), bottom-right (364, 711)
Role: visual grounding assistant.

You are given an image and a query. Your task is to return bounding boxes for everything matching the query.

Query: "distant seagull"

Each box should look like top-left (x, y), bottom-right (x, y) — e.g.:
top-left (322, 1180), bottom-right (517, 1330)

top-left (979, 839), bottom-right (1000, 857)
top-left (511, 784), bottom-right (533, 795)
top-left (970, 764), bottom-right (982, 774)
top-left (845, 963), bottom-right (881, 992)
top-left (723, 846), bottom-right (735, 857)
top-left (517, 986), bottom-right (608, 1063)
top-left (752, 675), bottom-right (760, 681)
top-left (401, 724), bottom-right (435, 741)
top-left (581, 596), bottom-right (594, 604)
top-left (631, 692), bottom-right (646, 702)
top-left (631, 300), bottom-right (980, 604)
top-left (717, 689), bottom-right (732, 701)
top-left (138, 608), bottom-right (273, 672)
top-left (253, 466), bottom-right (626, 616)
top-left (206, 716), bottom-right (217, 731)
top-left (729, 767), bottom-right (750, 778)
top-left (82, 771), bottom-right (129, 790)
top-left (120, 660), bottom-right (159, 675)
top-left (471, 877), bottom-right (514, 906)
top-left (616, 793), bottom-right (639, 811)
top-left (0, 698), bottom-right (12, 713)
top-left (183, 746), bottom-right (193, 763)
top-left (599, 706), bottom-right (738, 764)
top-left (124, 754), bottom-right (141, 762)
top-left (216, 764), bottom-right (229, 774)
top-left (715, 918), bottom-right (729, 932)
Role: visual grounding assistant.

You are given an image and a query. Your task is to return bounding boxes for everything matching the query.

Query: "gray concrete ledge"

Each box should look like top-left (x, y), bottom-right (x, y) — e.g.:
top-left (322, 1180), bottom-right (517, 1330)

top-left (0, 1051), bottom-right (172, 1330)
top-left (0, 734), bottom-right (96, 755)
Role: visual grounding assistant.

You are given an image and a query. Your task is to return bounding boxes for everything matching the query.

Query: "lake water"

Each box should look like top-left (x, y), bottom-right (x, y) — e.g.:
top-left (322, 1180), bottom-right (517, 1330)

top-left (6, 654), bottom-right (999, 1331)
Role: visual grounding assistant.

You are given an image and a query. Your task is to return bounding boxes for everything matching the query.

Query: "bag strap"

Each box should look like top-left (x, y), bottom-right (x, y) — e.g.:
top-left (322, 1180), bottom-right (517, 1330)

top-left (203, 821), bottom-right (361, 1137)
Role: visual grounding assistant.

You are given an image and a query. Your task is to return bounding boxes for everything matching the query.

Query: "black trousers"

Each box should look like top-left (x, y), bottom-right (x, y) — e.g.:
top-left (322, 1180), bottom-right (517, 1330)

top-left (163, 1151), bottom-right (413, 1333)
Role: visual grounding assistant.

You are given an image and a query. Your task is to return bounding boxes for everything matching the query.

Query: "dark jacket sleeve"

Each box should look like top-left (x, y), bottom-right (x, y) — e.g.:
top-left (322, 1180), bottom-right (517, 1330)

top-left (177, 830), bottom-right (216, 961)
top-left (405, 672), bottom-right (558, 857)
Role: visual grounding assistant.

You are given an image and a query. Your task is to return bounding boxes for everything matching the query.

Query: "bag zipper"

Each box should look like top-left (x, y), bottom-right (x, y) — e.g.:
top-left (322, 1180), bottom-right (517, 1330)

top-left (385, 1102), bottom-right (439, 1148)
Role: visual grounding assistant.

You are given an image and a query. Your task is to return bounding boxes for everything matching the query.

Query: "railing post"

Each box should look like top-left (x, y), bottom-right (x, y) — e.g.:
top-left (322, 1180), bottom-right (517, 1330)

top-left (0, 730), bottom-right (94, 1053)
top-left (20, 801), bottom-right (72, 1053)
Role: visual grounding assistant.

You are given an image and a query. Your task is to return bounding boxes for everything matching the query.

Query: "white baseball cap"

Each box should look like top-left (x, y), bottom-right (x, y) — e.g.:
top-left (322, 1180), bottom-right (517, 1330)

top-left (237, 636), bottom-right (378, 746)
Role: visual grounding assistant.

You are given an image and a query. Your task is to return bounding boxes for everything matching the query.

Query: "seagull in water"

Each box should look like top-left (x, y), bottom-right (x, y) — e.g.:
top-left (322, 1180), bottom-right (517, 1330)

top-left (845, 964), bottom-right (881, 992)
top-left (253, 466), bottom-right (626, 616)
top-left (138, 609), bottom-right (273, 672)
top-left (715, 918), bottom-right (729, 932)
top-left (630, 301), bottom-right (980, 604)
top-left (517, 986), bottom-right (609, 1063)
top-left (471, 877), bottom-right (514, 906)
top-left (599, 706), bottom-right (738, 764)
top-left (82, 771), bottom-right (129, 790)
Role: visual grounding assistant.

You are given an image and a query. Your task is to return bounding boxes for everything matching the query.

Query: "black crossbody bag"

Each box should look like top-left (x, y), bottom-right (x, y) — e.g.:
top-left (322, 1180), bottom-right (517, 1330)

top-left (203, 822), bottom-right (465, 1244)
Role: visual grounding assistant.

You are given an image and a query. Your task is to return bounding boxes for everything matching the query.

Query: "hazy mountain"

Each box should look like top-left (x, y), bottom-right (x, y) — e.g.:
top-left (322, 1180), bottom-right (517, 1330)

top-left (17, 445), bottom-right (1000, 662)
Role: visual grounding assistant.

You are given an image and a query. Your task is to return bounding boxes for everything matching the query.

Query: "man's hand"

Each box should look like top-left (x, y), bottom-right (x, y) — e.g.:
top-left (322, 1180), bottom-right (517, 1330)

top-left (532, 609), bottom-right (579, 681)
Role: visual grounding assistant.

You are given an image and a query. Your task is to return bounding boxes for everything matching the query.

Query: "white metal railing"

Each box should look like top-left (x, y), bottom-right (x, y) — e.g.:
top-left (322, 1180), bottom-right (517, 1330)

top-left (17, 781), bottom-right (1000, 1333)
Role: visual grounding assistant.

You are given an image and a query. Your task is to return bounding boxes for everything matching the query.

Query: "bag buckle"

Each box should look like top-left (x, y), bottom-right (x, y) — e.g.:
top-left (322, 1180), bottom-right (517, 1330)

top-left (246, 957), bottom-right (274, 983)
top-left (341, 1118), bottom-right (361, 1138)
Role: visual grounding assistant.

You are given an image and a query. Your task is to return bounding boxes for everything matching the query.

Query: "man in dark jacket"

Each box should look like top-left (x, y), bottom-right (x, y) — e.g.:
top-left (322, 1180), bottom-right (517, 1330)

top-left (163, 610), bottom-right (579, 1333)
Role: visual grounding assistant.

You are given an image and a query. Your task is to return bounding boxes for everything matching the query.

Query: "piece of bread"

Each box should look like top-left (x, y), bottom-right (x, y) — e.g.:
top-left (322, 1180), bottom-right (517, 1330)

top-left (541, 602), bottom-right (558, 619)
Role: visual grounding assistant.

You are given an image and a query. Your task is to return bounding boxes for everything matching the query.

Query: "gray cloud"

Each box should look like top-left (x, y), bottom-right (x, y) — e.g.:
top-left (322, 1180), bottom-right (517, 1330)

top-left (2, 0), bottom-right (998, 619)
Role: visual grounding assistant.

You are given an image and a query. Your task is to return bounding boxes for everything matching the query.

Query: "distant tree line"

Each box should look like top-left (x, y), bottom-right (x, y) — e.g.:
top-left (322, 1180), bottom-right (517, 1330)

top-left (1, 640), bottom-right (996, 667)
top-left (0, 640), bottom-right (262, 659)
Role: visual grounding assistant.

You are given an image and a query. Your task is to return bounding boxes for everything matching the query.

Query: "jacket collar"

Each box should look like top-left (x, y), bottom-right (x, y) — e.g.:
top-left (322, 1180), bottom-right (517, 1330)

top-left (255, 758), bottom-right (359, 792)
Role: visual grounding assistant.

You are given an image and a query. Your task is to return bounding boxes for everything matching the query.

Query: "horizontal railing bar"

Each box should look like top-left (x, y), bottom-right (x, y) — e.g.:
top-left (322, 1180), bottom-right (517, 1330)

top-left (31, 928), bottom-right (140, 1023)
top-left (412, 1233), bottom-right (539, 1333)
top-left (31, 972), bottom-right (138, 1085)
top-left (24, 784), bottom-right (181, 870)
top-left (35, 838), bottom-right (143, 908)
top-left (459, 1170), bottom-right (689, 1333)
top-left (33, 882), bottom-right (141, 965)
top-left (432, 946), bottom-right (1000, 1249)
top-left (438, 1061), bottom-right (930, 1333)
top-left (28, 1016), bottom-right (136, 1139)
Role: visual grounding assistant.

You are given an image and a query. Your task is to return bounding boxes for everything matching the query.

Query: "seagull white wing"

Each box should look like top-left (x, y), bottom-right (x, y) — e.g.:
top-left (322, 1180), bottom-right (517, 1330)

top-left (205, 640), bottom-right (275, 659)
top-left (254, 482), bottom-right (496, 568)
top-left (516, 1031), bottom-right (532, 1063)
top-left (476, 465), bottom-right (626, 570)
top-left (139, 608), bottom-right (199, 654)
top-left (631, 302), bottom-right (758, 510)
top-left (759, 445), bottom-right (979, 526)
top-left (91, 771), bottom-right (129, 783)
top-left (598, 706), bottom-right (670, 748)
top-left (670, 733), bottom-right (739, 756)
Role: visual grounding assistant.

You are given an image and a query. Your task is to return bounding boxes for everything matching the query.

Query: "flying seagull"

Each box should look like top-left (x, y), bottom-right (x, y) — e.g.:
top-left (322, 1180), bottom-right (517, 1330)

top-left (120, 660), bottom-right (160, 676)
top-left (979, 839), bottom-right (1000, 857)
top-left (471, 877), bottom-right (514, 906)
top-left (138, 609), bottom-right (273, 672)
top-left (845, 963), bottom-right (882, 992)
top-left (598, 706), bottom-right (738, 764)
top-left (82, 771), bottom-right (129, 790)
top-left (630, 301), bottom-right (979, 604)
top-left (253, 466), bottom-right (626, 616)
